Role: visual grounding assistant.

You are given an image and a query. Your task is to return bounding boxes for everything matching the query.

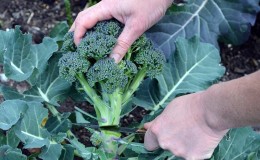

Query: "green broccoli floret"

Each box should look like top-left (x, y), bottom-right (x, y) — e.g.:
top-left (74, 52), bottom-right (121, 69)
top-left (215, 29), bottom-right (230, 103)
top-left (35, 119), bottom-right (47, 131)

top-left (61, 32), bottom-right (76, 52)
top-left (93, 19), bottom-right (122, 37)
top-left (134, 48), bottom-right (165, 78)
top-left (77, 32), bottom-right (117, 60)
top-left (87, 58), bottom-right (128, 94)
top-left (58, 52), bottom-right (90, 82)
top-left (132, 35), bottom-right (153, 51)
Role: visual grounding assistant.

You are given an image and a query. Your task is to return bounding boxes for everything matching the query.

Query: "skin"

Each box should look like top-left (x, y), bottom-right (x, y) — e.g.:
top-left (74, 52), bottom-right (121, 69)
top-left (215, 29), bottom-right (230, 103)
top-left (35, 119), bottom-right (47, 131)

top-left (144, 71), bottom-right (260, 159)
top-left (69, 0), bottom-right (173, 63)
top-left (71, 0), bottom-right (260, 159)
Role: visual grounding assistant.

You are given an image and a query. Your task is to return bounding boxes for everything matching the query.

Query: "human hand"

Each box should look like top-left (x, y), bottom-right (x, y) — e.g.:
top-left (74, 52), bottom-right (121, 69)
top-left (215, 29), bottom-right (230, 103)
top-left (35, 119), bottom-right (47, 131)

top-left (70, 0), bottom-right (173, 63)
top-left (144, 92), bottom-right (228, 160)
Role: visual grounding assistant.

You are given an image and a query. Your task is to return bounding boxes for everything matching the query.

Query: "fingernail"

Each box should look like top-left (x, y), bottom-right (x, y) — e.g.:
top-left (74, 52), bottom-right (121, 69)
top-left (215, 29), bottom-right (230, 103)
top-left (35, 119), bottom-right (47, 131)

top-left (110, 53), bottom-right (121, 63)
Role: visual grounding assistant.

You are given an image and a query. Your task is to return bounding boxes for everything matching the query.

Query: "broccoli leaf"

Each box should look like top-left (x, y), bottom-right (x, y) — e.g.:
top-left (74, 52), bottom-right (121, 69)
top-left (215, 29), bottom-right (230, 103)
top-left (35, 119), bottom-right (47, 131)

top-left (0, 145), bottom-right (27, 160)
top-left (134, 36), bottom-right (225, 110)
top-left (59, 144), bottom-right (75, 160)
top-left (0, 100), bottom-right (28, 130)
top-left (50, 21), bottom-right (69, 42)
top-left (39, 143), bottom-right (62, 160)
top-left (45, 113), bottom-right (72, 134)
top-left (0, 26), bottom-right (58, 81)
top-left (1, 55), bottom-right (71, 106)
top-left (147, 0), bottom-right (260, 57)
top-left (211, 127), bottom-right (260, 160)
top-left (13, 101), bottom-right (50, 148)
top-left (0, 128), bottom-right (20, 148)
top-left (67, 132), bottom-right (96, 160)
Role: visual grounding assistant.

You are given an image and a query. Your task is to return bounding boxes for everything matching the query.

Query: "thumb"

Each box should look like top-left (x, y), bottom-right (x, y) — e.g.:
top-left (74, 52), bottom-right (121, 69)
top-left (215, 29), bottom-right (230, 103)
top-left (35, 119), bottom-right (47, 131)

top-left (110, 22), bottom-right (144, 63)
top-left (144, 128), bottom-right (160, 151)
top-left (144, 121), bottom-right (153, 130)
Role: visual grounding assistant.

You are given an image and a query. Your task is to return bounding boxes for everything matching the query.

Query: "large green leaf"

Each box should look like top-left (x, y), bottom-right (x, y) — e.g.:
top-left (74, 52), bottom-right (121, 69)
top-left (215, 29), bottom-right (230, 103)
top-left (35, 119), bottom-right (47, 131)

top-left (0, 145), bottom-right (27, 160)
top-left (1, 55), bottom-right (71, 106)
top-left (59, 144), bottom-right (75, 160)
top-left (50, 21), bottom-right (69, 42)
top-left (39, 143), bottom-right (62, 160)
top-left (0, 100), bottom-right (28, 130)
top-left (0, 100), bottom-right (51, 148)
top-left (67, 133), bottom-right (95, 160)
top-left (0, 128), bottom-right (20, 148)
top-left (13, 101), bottom-right (50, 148)
top-left (134, 36), bottom-right (225, 111)
top-left (211, 127), bottom-right (260, 160)
top-left (0, 26), bottom-right (58, 81)
top-left (45, 113), bottom-right (72, 134)
top-left (147, 0), bottom-right (260, 57)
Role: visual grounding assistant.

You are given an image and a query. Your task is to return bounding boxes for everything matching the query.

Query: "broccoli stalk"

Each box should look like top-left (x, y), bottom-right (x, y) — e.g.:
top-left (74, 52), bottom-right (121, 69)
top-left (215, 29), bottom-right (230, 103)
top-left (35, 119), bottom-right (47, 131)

top-left (58, 19), bottom-right (165, 158)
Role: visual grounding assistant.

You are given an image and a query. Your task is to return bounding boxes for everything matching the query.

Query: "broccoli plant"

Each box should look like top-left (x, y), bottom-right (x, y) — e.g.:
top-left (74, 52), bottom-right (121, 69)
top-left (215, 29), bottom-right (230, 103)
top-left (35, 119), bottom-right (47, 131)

top-left (0, 1), bottom-right (260, 160)
top-left (58, 20), bottom-right (165, 155)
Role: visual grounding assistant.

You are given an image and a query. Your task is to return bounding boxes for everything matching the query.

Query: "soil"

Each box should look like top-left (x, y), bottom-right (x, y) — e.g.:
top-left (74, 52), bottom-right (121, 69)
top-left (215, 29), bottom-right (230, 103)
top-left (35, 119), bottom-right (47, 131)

top-left (0, 0), bottom-right (260, 159)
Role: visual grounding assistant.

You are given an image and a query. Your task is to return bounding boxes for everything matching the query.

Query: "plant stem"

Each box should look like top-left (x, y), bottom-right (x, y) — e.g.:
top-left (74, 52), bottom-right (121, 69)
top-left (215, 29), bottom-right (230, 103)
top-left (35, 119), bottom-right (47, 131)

top-left (46, 103), bottom-right (59, 117)
top-left (109, 89), bottom-right (122, 126)
top-left (122, 68), bottom-right (147, 104)
top-left (101, 129), bottom-right (121, 159)
top-left (64, 0), bottom-right (73, 26)
top-left (76, 73), bottom-right (113, 126)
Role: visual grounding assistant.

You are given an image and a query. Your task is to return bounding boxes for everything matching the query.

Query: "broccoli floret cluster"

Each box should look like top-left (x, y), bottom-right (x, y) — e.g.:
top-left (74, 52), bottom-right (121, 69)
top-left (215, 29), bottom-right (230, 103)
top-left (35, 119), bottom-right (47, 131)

top-left (58, 19), bottom-right (165, 127)
top-left (77, 32), bottom-right (117, 60)
top-left (87, 58), bottom-right (128, 94)
top-left (58, 52), bottom-right (90, 82)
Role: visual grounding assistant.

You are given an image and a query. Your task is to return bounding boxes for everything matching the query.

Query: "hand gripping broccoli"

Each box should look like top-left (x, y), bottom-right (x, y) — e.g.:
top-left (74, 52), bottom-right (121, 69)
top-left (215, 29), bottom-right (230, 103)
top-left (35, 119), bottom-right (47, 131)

top-left (58, 19), bottom-right (165, 157)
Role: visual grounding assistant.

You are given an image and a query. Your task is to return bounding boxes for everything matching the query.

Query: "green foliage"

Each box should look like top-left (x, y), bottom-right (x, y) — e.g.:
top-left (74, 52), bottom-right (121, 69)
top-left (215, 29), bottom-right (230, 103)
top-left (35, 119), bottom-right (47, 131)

top-left (90, 131), bottom-right (103, 146)
top-left (64, 0), bottom-right (73, 26)
top-left (0, 1), bottom-right (259, 159)
top-left (148, 0), bottom-right (260, 58)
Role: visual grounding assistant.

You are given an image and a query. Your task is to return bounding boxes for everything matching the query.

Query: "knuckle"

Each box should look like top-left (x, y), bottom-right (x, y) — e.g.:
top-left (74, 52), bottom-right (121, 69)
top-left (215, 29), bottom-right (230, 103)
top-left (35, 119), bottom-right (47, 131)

top-left (149, 124), bottom-right (160, 136)
top-left (130, 20), bottom-right (146, 34)
top-left (77, 11), bottom-right (85, 17)
top-left (75, 18), bottom-right (84, 26)
top-left (158, 140), bottom-right (169, 150)
top-left (116, 40), bottom-right (131, 53)
top-left (169, 147), bottom-right (186, 158)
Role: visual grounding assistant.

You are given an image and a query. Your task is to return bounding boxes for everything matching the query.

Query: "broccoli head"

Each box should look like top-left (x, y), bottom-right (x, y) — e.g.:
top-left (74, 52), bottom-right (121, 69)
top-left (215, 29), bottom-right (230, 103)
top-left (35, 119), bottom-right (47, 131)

top-left (58, 19), bottom-right (165, 129)
top-left (93, 19), bottom-right (122, 37)
top-left (134, 48), bottom-right (165, 78)
top-left (86, 58), bottom-right (128, 94)
top-left (61, 32), bottom-right (76, 52)
top-left (77, 32), bottom-right (117, 60)
top-left (58, 52), bottom-right (90, 82)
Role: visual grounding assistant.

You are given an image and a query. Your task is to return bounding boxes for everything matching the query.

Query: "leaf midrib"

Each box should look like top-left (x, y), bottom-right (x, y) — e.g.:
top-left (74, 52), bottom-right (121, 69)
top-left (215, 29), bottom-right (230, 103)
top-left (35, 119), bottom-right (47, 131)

top-left (159, 0), bottom-right (208, 48)
top-left (153, 51), bottom-right (212, 111)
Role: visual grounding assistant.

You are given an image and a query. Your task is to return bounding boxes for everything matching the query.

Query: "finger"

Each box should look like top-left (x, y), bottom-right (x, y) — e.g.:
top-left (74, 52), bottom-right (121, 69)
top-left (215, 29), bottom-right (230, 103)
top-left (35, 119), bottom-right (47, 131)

top-left (73, 3), bottom-right (112, 45)
top-left (144, 129), bottom-right (160, 151)
top-left (110, 21), bottom-right (144, 63)
top-left (144, 121), bottom-right (153, 129)
top-left (69, 22), bottom-right (75, 32)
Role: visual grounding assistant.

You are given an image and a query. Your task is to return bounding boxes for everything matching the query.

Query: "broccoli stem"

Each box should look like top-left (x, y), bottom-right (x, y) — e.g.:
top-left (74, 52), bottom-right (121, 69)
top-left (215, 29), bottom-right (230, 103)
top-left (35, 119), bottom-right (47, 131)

top-left (109, 88), bottom-right (122, 126)
top-left (76, 73), bottom-right (112, 126)
top-left (125, 49), bottom-right (132, 60)
top-left (122, 67), bottom-right (147, 105)
top-left (101, 129), bottom-right (121, 159)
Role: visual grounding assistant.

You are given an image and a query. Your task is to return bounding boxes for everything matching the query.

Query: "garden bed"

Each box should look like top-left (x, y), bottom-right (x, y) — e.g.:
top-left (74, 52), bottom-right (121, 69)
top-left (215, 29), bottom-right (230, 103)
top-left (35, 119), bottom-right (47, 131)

top-left (0, 0), bottom-right (259, 159)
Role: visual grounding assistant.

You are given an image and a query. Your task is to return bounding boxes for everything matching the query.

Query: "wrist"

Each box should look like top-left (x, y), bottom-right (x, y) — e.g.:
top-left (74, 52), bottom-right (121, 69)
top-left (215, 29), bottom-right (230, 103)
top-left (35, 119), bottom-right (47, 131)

top-left (193, 91), bottom-right (229, 136)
